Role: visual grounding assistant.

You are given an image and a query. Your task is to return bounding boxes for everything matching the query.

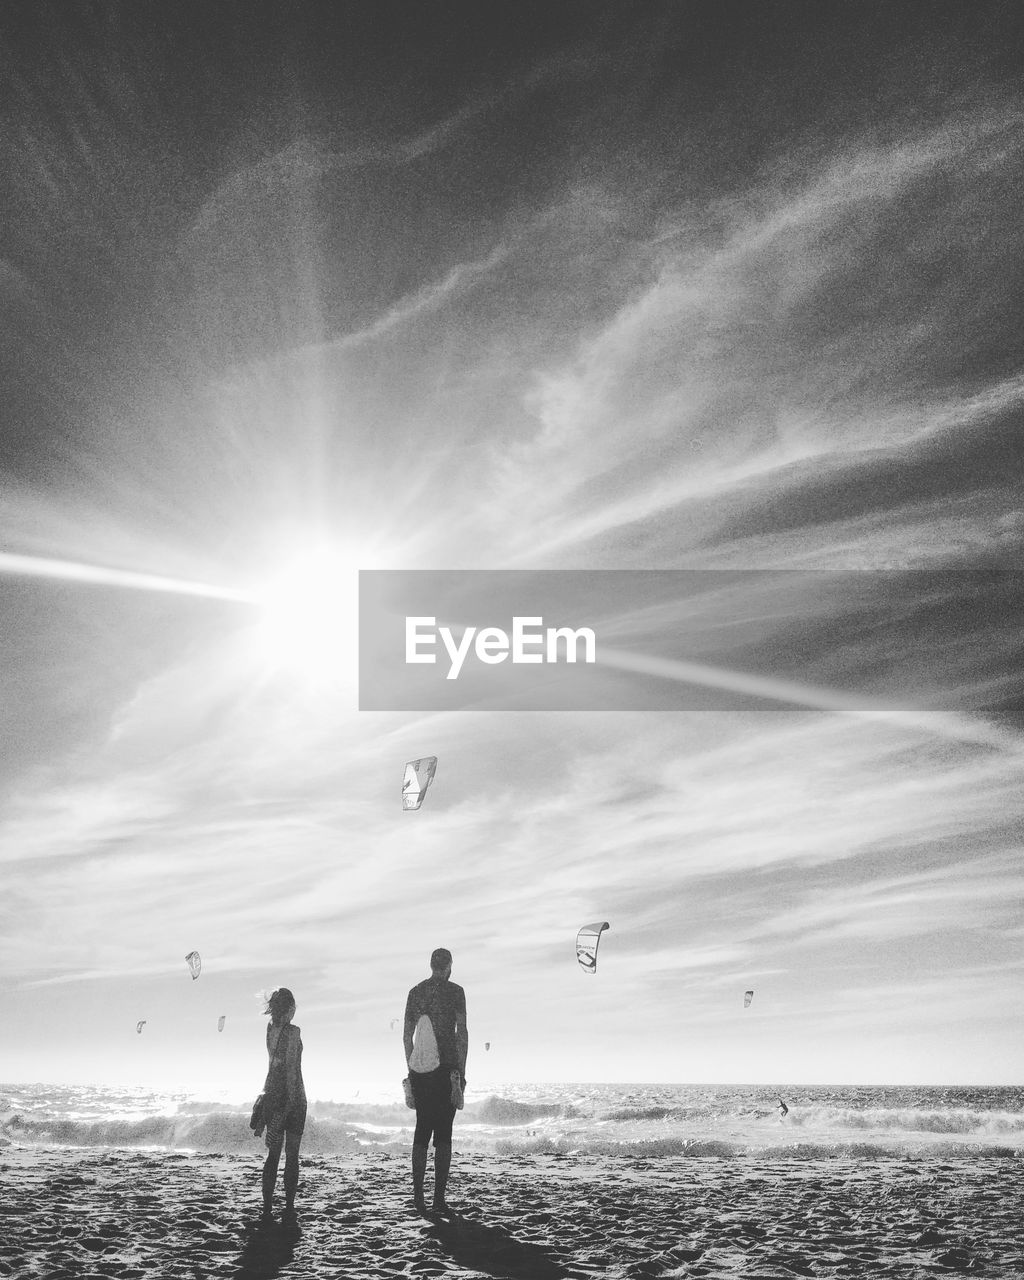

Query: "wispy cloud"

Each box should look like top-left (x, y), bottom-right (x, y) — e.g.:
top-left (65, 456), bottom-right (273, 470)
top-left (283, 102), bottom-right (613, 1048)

top-left (750, 855), bottom-right (1022, 948)
top-left (481, 109), bottom-right (1024, 566)
top-left (288, 240), bottom-right (513, 362)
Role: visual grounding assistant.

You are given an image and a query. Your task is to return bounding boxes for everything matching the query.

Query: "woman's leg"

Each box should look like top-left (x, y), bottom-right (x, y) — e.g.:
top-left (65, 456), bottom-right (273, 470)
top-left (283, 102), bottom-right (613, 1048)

top-left (283, 1129), bottom-right (302, 1211)
top-left (262, 1137), bottom-right (283, 1215)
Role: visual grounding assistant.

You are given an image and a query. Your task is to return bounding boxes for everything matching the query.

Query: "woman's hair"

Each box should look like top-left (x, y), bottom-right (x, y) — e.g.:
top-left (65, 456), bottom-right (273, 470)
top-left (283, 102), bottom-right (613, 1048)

top-left (265, 987), bottom-right (296, 1025)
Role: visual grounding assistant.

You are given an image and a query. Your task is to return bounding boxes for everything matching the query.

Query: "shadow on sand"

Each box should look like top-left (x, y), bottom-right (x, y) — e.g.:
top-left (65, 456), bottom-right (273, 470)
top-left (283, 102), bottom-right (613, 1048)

top-left (231, 1215), bottom-right (301, 1279)
top-left (427, 1212), bottom-right (570, 1279)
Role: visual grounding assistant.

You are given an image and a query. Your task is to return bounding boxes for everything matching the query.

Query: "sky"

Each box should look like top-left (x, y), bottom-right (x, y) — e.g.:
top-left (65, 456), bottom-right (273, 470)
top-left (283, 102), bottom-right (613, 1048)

top-left (1, 1), bottom-right (1023, 1096)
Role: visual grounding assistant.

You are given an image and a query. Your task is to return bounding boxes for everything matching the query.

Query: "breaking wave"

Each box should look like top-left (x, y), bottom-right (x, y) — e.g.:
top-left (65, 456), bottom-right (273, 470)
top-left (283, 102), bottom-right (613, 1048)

top-left (3, 1083), bottom-right (1021, 1161)
top-left (0, 1110), bottom-right (366, 1155)
top-left (473, 1096), bottom-right (580, 1125)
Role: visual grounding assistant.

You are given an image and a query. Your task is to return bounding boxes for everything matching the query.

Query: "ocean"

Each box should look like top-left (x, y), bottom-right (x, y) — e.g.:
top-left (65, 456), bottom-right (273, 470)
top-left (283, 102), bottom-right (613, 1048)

top-left (3, 1081), bottom-right (1022, 1162)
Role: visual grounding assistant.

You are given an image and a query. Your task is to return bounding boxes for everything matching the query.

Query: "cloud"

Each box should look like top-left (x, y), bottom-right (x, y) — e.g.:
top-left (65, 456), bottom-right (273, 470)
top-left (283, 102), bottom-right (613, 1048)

top-left (288, 240), bottom-right (513, 361)
top-left (480, 107), bottom-right (1024, 566)
top-left (6, 632), bottom-right (1018, 997)
top-left (751, 854), bottom-right (1023, 949)
top-left (4, 35), bottom-right (1023, 1085)
top-left (0, 258), bottom-right (32, 298)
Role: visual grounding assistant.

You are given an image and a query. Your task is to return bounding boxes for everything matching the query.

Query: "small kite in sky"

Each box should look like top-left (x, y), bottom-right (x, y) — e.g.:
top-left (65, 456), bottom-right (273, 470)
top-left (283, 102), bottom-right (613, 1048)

top-left (185, 951), bottom-right (202, 980)
top-left (402, 757), bottom-right (437, 810)
top-left (743, 989), bottom-right (754, 1008)
top-left (576, 921), bottom-right (610, 974)
top-left (136, 1020), bottom-right (146, 1034)
top-left (217, 1016), bottom-right (226, 1032)
top-left (484, 1041), bottom-right (490, 1052)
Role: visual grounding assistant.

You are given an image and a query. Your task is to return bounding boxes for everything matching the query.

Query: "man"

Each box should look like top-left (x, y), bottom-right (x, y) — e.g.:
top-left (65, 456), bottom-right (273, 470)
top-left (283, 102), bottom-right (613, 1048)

top-left (404, 947), bottom-right (468, 1215)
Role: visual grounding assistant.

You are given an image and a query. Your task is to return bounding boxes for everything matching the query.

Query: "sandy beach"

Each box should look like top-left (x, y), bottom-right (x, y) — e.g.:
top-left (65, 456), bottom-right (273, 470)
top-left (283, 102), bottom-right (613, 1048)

top-left (1, 1146), bottom-right (1021, 1279)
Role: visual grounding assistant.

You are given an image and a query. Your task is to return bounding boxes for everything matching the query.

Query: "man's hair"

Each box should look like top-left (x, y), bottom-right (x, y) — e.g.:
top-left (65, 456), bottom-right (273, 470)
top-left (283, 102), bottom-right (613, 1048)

top-left (430, 947), bottom-right (453, 972)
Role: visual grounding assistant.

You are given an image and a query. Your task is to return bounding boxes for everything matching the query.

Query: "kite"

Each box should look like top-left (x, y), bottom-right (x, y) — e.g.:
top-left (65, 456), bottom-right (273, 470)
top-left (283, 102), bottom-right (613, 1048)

top-left (185, 951), bottom-right (202, 980)
top-left (217, 1016), bottom-right (226, 1032)
top-left (743, 990), bottom-right (753, 1008)
top-left (484, 1042), bottom-right (490, 1052)
top-left (136, 1020), bottom-right (146, 1034)
top-left (402, 757), bottom-right (437, 811)
top-left (576, 921), bottom-right (610, 974)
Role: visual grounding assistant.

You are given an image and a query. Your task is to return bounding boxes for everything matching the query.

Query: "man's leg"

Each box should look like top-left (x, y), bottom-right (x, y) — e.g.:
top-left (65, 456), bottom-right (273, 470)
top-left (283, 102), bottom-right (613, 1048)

top-left (412, 1142), bottom-right (429, 1211)
top-left (432, 1101), bottom-right (456, 1213)
top-left (432, 1141), bottom-right (452, 1212)
top-left (410, 1076), bottom-right (433, 1213)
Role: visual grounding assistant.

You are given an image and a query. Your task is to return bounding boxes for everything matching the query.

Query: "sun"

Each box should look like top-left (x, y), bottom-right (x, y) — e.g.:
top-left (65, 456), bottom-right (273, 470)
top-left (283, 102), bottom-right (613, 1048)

top-left (250, 546), bottom-right (362, 687)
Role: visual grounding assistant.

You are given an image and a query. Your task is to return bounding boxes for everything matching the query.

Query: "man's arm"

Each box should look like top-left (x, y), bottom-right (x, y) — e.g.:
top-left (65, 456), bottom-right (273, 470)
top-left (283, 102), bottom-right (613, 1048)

top-left (455, 989), bottom-right (468, 1082)
top-left (403, 990), bottom-right (416, 1068)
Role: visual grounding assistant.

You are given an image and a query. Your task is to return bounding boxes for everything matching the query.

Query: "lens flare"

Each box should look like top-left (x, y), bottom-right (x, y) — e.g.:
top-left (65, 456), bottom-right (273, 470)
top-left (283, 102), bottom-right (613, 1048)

top-left (250, 546), bottom-right (361, 687)
top-left (0, 551), bottom-right (255, 603)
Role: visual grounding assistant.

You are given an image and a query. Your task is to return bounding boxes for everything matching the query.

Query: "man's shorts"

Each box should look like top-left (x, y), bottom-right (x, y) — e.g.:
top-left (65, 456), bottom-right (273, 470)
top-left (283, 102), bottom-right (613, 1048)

top-left (410, 1066), bottom-right (456, 1147)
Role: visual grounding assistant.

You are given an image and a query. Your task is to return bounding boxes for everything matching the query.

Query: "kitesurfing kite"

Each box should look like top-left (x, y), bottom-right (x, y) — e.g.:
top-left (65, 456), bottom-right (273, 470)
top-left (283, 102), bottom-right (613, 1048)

top-left (402, 756), bottom-right (437, 810)
top-left (136, 1020), bottom-right (146, 1034)
top-left (576, 921), bottom-right (610, 974)
top-left (217, 1016), bottom-right (226, 1032)
top-left (185, 951), bottom-right (202, 980)
top-left (744, 990), bottom-right (754, 1007)
top-left (484, 1041), bottom-right (490, 1052)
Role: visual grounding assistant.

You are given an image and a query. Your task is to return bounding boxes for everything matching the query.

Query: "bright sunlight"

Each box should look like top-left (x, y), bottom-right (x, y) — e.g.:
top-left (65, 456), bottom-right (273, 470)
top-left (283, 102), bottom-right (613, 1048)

top-left (250, 546), bottom-right (362, 688)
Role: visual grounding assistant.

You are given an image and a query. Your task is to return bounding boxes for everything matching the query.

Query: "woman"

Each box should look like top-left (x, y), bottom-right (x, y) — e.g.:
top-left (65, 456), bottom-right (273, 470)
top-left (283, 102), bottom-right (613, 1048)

top-left (260, 988), bottom-right (307, 1220)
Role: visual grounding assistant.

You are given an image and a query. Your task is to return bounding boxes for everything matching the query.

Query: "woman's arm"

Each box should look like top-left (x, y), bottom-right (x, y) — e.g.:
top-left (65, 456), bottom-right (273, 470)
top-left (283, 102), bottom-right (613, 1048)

top-left (284, 1025), bottom-right (303, 1098)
